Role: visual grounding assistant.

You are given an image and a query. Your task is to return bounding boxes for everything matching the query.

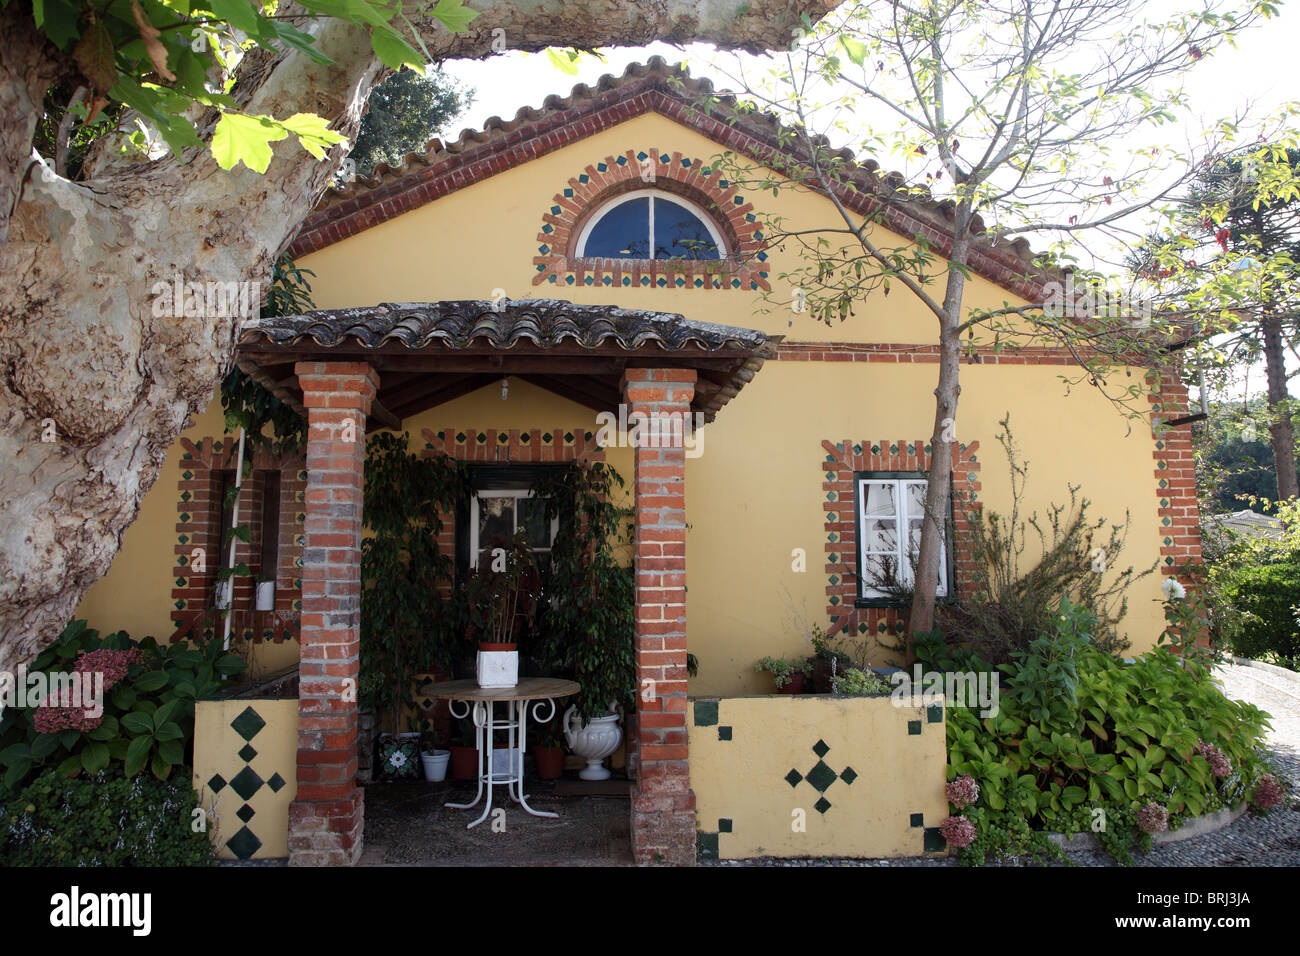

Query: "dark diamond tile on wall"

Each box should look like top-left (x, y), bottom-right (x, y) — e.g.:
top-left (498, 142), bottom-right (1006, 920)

top-left (236, 803), bottom-right (256, 823)
top-left (267, 772), bottom-right (286, 793)
top-left (718, 726), bottom-right (732, 741)
top-left (805, 760), bottom-right (838, 793)
top-left (229, 766), bottom-right (265, 801)
top-left (237, 744), bottom-right (258, 763)
top-left (230, 706), bottom-right (266, 742)
top-left (908, 720), bottom-right (922, 735)
top-left (923, 827), bottom-right (948, 852)
top-left (697, 832), bottom-right (719, 861)
top-left (718, 818), bottom-right (733, 833)
top-left (814, 797), bottom-right (832, 815)
top-left (226, 827), bottom-right (263, 861)
top-left (206, 773), bottom-right (227, 794)
top-left (910, 812), bottom-right (925, 828)
top-left (926, 703), bottom-right (944, 724)
top-left (812, 739), bottom-right (830, 758)
top-left (785, 769), bottom-right (803, 788)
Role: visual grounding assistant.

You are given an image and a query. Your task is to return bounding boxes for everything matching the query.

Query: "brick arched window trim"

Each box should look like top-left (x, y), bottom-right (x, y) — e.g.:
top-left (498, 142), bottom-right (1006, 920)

top-left (533, 147), bottom-right (772, 292)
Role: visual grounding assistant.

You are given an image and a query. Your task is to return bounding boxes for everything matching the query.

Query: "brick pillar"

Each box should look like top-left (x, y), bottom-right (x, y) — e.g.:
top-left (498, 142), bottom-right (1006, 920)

top-left (622, 368), bottom-right (697, 866)
top-left (1150, 369), bottom-right (1208, 645)
top-left (288, 361), bottom-right (378, 866)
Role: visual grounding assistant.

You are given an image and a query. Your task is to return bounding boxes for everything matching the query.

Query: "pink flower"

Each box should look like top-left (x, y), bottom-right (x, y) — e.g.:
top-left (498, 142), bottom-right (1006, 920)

top-left (939, 815), bottom-right (977, 849)
top-left (945, 774), bottom-right (980, 810)
top-left (1194, 739), bottom-right (1233, 778)
top-left (74, 648), bottom-right (142, 691)
top-left (1251, 774), bottom-right (1284, 810)
top-left (30, 647), bottom-right (143, 735)
top-left (1137, 802), bottom-right (1168, 835)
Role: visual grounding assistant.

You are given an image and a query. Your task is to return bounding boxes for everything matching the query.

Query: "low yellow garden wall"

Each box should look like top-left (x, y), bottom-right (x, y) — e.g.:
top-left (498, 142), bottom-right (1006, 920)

top-left (192, 698), bottom-right (298, 860)
top-left (689, 695), bottom-right (949, 860)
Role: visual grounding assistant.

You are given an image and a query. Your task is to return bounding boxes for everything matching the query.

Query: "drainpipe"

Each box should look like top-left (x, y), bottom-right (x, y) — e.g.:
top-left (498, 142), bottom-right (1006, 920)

top-left (222, 426), bottom-right (247, 651)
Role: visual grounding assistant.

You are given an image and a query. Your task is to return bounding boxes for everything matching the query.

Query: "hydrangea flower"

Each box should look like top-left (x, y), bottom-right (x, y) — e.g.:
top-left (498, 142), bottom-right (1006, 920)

top-left (939, 815), bottom-right (977, 849)
top-left (1251, 773), bottom-right (1284, 810)
top-left (1193, 739), bottom-right (1232, 778)
top-left (1137, 802), bottom-right (1168, 835)
top-left (1161, 577), bottom-right (1186, 601)
top-left (945, 774), bottom-right (980, 810)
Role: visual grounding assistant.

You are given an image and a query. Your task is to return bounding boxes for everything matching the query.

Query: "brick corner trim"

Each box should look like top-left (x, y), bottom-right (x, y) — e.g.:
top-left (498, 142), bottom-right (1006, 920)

top-left (820, 438), bottom-right (983, 658)
top-left (532, 147), bottom-right (771, 293)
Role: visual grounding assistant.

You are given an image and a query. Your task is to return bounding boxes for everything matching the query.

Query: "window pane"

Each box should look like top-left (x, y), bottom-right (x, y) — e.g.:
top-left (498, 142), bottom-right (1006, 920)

top-left (863, 518), bottom-right (898, 553)
top-left (654, 198), bottom-right (720, 260)
top-left (904, 481), bottom-right (928, 520)
top-left (861, 482), bottom-right (897, 517)
top-left (518, 496), bottom-right (551, 549)
top-left (584, 197), bottom-right (650, 258)
top-left (477, 494), bottom-right (515, 553)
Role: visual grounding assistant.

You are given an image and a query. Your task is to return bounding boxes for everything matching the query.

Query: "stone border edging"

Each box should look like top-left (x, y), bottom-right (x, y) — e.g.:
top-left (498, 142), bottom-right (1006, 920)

top-left (1047, 803), bottom-right (1247, 852)
top-left (1230, 656), bottom-right (1300, 686)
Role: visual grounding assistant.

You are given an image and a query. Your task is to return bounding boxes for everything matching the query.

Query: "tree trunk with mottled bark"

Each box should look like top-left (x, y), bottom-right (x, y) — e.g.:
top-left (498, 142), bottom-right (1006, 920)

top-left (1261, 312), bottom-right (1299, 502)
top-left (0, 0), bottom-right (835, 672)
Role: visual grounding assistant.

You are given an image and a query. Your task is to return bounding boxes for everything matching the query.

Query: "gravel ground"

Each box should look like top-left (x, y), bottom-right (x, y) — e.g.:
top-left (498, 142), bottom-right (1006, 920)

top-left (704, 660), bottom-right (1300, 868)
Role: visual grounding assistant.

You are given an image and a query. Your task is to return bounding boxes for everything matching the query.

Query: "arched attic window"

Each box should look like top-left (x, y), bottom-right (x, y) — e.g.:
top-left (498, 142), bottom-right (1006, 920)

top-left (576, 190), bottom-right (725, 260)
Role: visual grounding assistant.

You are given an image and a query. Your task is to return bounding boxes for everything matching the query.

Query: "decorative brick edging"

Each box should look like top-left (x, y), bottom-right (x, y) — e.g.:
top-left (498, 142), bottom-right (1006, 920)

top-left (171, 438), bottom-right (305, 645)
top-left (532, 147), bottom-right (769, 291)
top-left (776, 341), bottom-right (1081, 365)
top-left (820, 438), bottom-right (982, 655)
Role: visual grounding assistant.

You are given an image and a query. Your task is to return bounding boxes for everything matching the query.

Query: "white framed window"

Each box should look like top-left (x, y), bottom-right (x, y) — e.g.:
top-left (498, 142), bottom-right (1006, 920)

top-left (469, 489), bottom-right (559, 571)
top-left (856, 476), bottom-right (948, 600)
top-left (575, 189), bottom-right (726, 260)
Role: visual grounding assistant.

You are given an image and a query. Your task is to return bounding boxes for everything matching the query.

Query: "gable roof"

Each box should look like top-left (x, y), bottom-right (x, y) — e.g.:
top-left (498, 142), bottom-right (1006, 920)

top-left (288, 57), bottom-right (1056, 301)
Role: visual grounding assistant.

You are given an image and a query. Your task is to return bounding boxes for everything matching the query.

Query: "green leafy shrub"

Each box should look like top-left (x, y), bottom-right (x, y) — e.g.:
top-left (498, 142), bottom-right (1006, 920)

top-left (946, 643), bottom-right (1278, 865)
top-left (934, 418), bottom-right (1154, 665)
top-left (0, 620), bottom-right (244, 790)
top-left (0, 767), bottom-right (214, 866)
top-left (1215, 560), bottom-right (1300, 665)
top-left (755, 656), bottom-right (812, 689)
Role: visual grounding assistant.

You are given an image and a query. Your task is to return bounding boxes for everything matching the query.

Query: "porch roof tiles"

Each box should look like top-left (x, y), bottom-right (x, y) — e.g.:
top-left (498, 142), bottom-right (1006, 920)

top-left (236, 299), bottom-right (779, 425)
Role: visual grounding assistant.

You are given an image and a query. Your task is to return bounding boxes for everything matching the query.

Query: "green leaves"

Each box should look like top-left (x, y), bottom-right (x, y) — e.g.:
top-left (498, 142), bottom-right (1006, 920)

top-left (430, 0), bottom-right (479, 33)
top-left (211, 111), bottom-right (348, 172)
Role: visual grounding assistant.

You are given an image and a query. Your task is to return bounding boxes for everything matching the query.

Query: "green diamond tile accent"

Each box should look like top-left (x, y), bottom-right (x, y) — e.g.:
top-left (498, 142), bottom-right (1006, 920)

top-left (563, 431), bottom-right (575, 443)
top-left (693, 701), bottom-right (718, 726)
top-left (498, 432), bottom-right (509, 443)
top-left (182, 470), bottom-right (194, 480)
top-left (268, 773), bottom-right (286, 793)
top-left (238, 744), bottom-right (257, 762)
top-left (718, 726), bottom-right (732, 741)
top-left (179, 512), bottom-right (192, 523)
top-left (840, 766), bottom-right (857, 785)
top-left (697, 832), bottom-right (719, 861)
top-left (829, 552), bottom-right (839, 563)
top-left (785, 769), bottom-right (803, 788)
top-left (829, 596), bottom-right (840, 606)
top-left (814, 797), bottom-right (832, 814)
top-left (805, 760), bottom-right (837, 792)
top-left (908, 720), bottom-right (922, 735)
top-left (175, 577), bottom-right (187, 588)
top-left (476, 432), bottom-right (487, 444)
top-left (871, 444), bottom-right (881, 455)
top-left (207, 773), bottom-right (227, 794)
top-left (226, 826), bottom-right (263, 861)
top-left (812, 739), bottom-right (830, 758)
top-left (1164, 537), bottom-right (1173, 546)
top-left (178, 534), bottom-right (189, 545)
top-left (927, 703), bottom-right (944, 724)
top-left (180, 490), bottom-right (191, 502)
top-left (1159, 478), bottom-right (1168, 489)
top-left (858, 623), bottom-right (868, 634)
top-left (910, 812), bottom-right (924, 827)
top-left (230, 706), bottom-right (266, 742)
top-left (228, 765), bottom-right (265, 801)
top-left (174, 599), bottom-right (186, 611)
top-left (718, 818), bottom-right (732, 833)
top-left (542, 432), bottom-right (553, 444)
top-left (236, 803), bottom-right (256, 823)
top-left (924, 827), bottom-right (947, 852)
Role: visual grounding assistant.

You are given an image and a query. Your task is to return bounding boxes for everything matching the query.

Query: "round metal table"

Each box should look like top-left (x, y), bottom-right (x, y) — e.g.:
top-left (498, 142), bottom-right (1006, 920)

top-left (426, 677), bottom-right (579, 828)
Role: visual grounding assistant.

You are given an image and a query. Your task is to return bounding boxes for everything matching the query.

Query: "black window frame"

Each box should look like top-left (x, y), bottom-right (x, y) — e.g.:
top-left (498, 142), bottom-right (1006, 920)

top-left (454, 463), bottom-right (572, 585)
top-left (852, 470), bottom-right (957, 609)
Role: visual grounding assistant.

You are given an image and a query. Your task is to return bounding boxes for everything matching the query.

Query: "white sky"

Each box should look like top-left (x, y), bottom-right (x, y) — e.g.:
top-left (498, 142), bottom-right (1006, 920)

top-left (434, 3), bottom-right (1299, 405)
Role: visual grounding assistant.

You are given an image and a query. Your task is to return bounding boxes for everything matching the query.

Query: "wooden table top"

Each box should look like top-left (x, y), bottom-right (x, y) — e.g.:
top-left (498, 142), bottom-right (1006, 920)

top-left (424, 677), bottom-right (580, 702)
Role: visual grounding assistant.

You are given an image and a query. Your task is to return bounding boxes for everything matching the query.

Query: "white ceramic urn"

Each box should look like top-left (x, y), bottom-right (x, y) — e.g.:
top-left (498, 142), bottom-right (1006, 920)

top-left (563, 704), bottom-right (622, 781)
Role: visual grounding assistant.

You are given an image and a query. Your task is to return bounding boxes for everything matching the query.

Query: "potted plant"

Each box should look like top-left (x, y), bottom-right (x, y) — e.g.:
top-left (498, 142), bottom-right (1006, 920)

top-left (465, 529), bottom-right (542, 688)
top-left (419, 728), bottom-right (450, 782)
top-left (532, 462), bottom-right (638, 782)
top-left (532, 717), bottom-right (566, 780)
top-left (806, 624), bottom-right (853, 693)
top-left (449, 715), bottom-right (480, 781)
top-left (756, 656), bottom-right (813, 694)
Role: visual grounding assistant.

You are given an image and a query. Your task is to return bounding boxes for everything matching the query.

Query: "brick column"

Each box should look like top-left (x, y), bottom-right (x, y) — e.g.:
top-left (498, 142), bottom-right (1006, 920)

top-left (623, 368), bottom-right (697, 866)
top-left (288, 361), bottom-right (378, 866)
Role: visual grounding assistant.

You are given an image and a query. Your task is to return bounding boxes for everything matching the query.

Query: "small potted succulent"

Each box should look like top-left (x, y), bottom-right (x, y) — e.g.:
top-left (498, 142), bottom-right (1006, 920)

top-left (419, 727), bottom-right (450, 782)
top-left (756, 656), bottom-right (813, 694)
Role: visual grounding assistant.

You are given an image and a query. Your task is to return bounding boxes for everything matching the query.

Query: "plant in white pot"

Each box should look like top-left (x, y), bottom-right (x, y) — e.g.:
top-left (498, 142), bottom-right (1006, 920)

top-left (418, 728), bottom-right (450, 783)
top-left (466, 530), bottom-right (541, 689)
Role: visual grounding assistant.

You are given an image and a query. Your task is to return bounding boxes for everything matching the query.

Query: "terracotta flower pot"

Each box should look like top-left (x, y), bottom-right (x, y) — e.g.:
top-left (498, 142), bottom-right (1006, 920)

top-left (478, 642), bottom-right (517, 653)
top-left (778, 672), bottom-right (806, 695)
top-left (533, 745), bottom-right (564, 780)
top-left (450, 744), bottom-right (479, 780)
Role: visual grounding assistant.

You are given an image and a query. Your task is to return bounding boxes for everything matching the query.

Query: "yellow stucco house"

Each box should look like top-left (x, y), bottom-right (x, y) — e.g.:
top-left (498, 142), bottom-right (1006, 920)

top-left (74, 59), bottom-right (1202, 866)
